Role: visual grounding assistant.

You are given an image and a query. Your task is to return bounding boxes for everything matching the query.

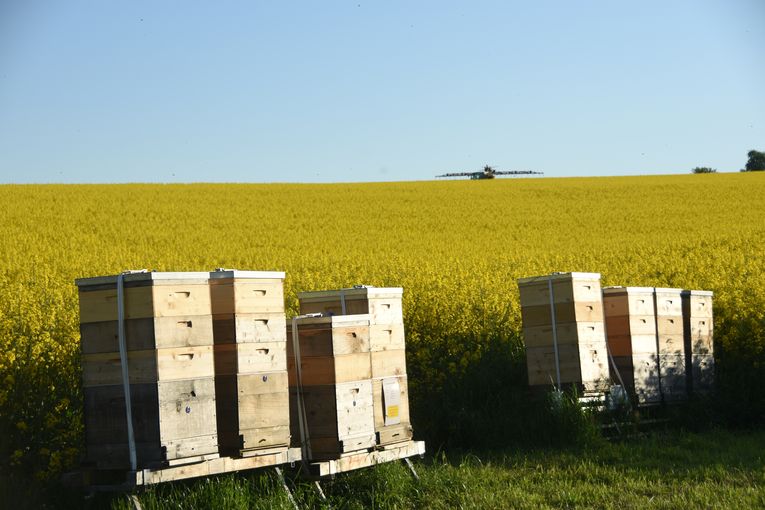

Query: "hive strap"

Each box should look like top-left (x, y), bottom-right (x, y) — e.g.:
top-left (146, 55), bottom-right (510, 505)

top-left (117, 272), bottom-right (137, 471)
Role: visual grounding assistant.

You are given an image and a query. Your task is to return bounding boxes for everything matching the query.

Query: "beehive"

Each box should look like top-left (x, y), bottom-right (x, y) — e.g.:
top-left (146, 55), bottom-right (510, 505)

top-left (682, 290), bottom-right (714, 393)
top-left (287, 314), bottom-right (376, 460)
top-left (654, 288), bottom-right (687, 401)
top-left (209, 270), bottom-right (289, 457)
top-left (76, 272), bottom-right (218, 470)
top-left (518, 272), bottom-right (609, 392)
top-left (298, 287), bottom-right (412, 446)
top-left (603, 287), bottom-right (660, 403)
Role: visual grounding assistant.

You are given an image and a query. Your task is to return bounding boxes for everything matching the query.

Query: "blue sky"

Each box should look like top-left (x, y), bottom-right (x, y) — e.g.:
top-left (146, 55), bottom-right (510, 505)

top-left (1, 1), bottom-right (763, 183)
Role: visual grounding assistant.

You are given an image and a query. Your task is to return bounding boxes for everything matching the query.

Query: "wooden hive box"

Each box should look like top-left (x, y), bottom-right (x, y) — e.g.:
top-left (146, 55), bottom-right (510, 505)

top-left (654, 288), bottom-right (687, 401)
top-left (518, 272), bottom-right (609, 392)
top-left (209, 270), bottom-right (289, 457)
top-left (287, 314), bottom-right (376, 460)
top-left (682, 289), bottom-right (714, 394)
top-left (297, 286), bottom-right (412, 446)
top-left (76, 272), bottom-right (218, 470)
top-left (603, 287), bottom-right (660, 404)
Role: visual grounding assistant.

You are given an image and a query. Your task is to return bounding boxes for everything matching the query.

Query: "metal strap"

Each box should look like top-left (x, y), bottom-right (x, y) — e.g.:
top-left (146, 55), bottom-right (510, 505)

top-left (339, 290), bottom-right (347, 315)
top-left (117, 273), bottom-right (137, 471)
top-left (547, 278), bottom-right (561, 390)
top-left (291, 315), bottom-right (314, 463)
top-left (652, 288), bottom-right (664, 402)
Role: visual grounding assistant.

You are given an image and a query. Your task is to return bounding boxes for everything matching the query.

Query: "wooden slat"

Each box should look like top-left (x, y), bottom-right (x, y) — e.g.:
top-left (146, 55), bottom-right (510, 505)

top-left (654, 289), bottom-right (683, 316)
top-left (376, 423), bottom-right (413, 446)
top-left (82, 346), bottom-right (215, 387)
top-left (518, 277), bottom-right (602, 307)
top-left (520, 301), bottom-right (603, 327)
top-left (210, 280), bottom-right (285, 315)
top-left (605, 314), bottom-right (656, 336)
top-left (286, 323), bottom-right (371, 357)
top-left (370, 349), bottom-right (407, 378)
top-left (310, 440), bottom-right (425, 477)
top-left (288, 353), bottom-right (371, 386)
top-left (523, 321), bottom-right (605, 348)
top-left (214, 342), bottom-right (287, 375)
top-left (212, 313), bottom-right (287, 344)
top-left (334, 380), bottom-right (375, 441)
top-left (369, 323), bottom-right (406, 352)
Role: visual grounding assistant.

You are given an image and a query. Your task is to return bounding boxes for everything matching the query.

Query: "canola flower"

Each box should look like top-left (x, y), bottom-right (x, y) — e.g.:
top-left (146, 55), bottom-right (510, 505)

top-left (0, 173), bottom-right (764, 479)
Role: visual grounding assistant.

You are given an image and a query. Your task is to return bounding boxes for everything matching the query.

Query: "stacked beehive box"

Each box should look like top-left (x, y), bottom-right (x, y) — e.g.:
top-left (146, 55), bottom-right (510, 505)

top-left (76, 272), bottom-right (218, 469)
top-left (603, 287), bottom-right (660, 403)
top-left (518, 273), bottom-right (610, 392)
top-left (287, 314), bottom-right (376, 460)
top-left (209, 270), bottom-right (289, 457)
top-left (654, 288), bottom-right (687, 401)
top-left (297, 287), bottom-right (412, 447)
top-left (682, 290), bottom-right (714, 393)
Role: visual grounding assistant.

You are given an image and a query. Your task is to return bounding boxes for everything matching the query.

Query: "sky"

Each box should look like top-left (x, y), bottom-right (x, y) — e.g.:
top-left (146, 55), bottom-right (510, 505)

top-left (0, 1), bottom-right (763, 183)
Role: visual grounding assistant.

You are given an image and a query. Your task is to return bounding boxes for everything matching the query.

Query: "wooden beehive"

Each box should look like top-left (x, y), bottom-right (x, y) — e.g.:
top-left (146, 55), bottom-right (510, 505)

top-left (603, 287), bottom-right (660, 404)
top-left (654, 288), bottom-right (687, 401)
top-left (298, 287), bottom-right (412, 446)
top-left (208, 270), bottom-right (289, 457)
top-left (682, 290), bottom-right (714, 394)
top-left (287, 314), bottom-right (376, 460)
top-left (518, 272), bottom-right (609, 392)
top-left (76, 272), bottom-right (218, 470)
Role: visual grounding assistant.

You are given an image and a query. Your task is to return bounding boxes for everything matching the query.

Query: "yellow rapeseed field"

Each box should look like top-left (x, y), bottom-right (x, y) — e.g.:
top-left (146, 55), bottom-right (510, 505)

top-left (1, 173), bottom-right (764, 479)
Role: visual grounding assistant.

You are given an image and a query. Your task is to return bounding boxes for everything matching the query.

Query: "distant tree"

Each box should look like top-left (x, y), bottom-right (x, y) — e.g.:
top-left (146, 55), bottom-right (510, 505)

top-left (743, 150), bottom-right (765, 172)
top-left (692, 167), bottom-right (717, 174)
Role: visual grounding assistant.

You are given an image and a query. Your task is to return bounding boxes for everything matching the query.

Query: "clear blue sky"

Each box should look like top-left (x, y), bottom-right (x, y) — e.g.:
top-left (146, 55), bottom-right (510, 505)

top-left (1, 1), bottom-right (763, 183)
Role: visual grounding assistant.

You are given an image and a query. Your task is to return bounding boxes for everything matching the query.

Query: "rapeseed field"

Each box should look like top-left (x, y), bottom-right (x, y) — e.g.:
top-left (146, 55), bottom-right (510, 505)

top-left (1, 173), bottom-right (764, 482)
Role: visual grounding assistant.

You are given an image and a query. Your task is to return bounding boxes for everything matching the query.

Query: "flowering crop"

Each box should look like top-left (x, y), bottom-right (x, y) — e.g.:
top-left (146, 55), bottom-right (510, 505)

top-left (1, 173), bottom-right (764, 478)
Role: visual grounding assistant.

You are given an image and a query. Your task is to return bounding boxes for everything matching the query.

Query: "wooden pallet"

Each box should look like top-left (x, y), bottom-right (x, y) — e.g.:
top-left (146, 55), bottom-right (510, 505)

top-left (307, 440), bottom-right (425, 478)
top-left (63, 447), bottom-right (302, 491)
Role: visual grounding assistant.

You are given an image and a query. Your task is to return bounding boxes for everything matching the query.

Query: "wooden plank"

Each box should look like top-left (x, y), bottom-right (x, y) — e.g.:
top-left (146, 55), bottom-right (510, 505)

top-left (298, 288), bottom-right (404, 325)
top-left (657, 333), bottom-right (685, 356)
top-left (151, 285), bottom-right (212, 318)
top-left (82, 346), bottom-right (215, 387)
top-left (308, 435), bottom-right (376, 458)
top-left (241, 425), bottom-right (291, 452)
top-left (526, 345), bottom-right (583, 386)
top-left (369, 323), bottom-right (406, 352)
top-left (212, 313), bottom-right (287, 344)
top-left (210, 280), bottom-right (285, 315)
top-left (310, 441), bottom-right (425, 478)
top-left (605, 314), bottom-right (656, 336)
top-left (157, 378), bottom-right (218, 452)
top-left (372, 376), bottom-right (410, 429)
top-left (79, 286), bottom-right (154, 323)
top-left (656, 316), bottom-right (683, 335)
top-left (288, 353), bottom-right (371, 386)
top-left (286, 323), bottom-right (371, 357)
top-left (83, 384), bottom-right (161, 446)
top-left (134, 447), bottom-right (301, 486)
top-left (577, 341), bottom-right (610, 383)
top-left (518, 275), bottom-right (602, 307)
top-left (370, 349), bottom-right (407, 378)
top-left (376, 423), bottom-right (413, 446)
top-left (520, 301), bottom-right (603, 327)
top-left (334, 380), bottom-right (375, 442)
top-left (523, 321), bottom-right (605, 348)
top-left (214, 342), bottom-right (287, 375)
top-left (654, 288), bottom-right (683, 316)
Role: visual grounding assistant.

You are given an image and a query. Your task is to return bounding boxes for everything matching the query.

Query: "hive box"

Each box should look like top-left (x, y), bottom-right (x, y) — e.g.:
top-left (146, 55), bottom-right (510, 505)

top-left (682, 290), bottom-right (714, 394)
top-left (76, 272), bottom-right (218, 470)
top-left (518, 272), bottom-right (609, 392)
top-left (287, 314), bottom-right (376, 459)
top-left (297, 287), bottom-right (413, 446)
top-left (603, 287), bottom-right (660, 404)
top-left (209, 270), bottom-right (290, 457)
top-left (654, 288), bottom-right (687, 401)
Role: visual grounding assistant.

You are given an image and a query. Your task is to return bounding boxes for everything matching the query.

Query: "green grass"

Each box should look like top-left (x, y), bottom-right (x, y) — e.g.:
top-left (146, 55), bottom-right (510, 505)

top-left (7, 428), bottom-right (763, 509)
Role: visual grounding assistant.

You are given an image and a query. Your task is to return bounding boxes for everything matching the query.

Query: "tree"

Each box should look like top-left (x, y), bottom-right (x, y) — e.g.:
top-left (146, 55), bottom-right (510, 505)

top-left (692, 167), bottom-right (717, 174)
top-left (743, 150), bottom-right (765, 172)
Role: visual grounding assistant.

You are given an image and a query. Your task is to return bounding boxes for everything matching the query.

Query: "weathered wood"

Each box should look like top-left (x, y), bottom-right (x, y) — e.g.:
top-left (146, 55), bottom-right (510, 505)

top-left (602, 287), bottom-right (655, 316)
top-left (309, 440), bottom-right (425, 478)
top-left (517, 273), bottom-right (602, 307)
top-left (286, 318), bottom-right (371, 357)
top-left (370, 349), bottom-right (407, 378)
top-left (79, 284), bottom-right (211, 323)
top-left (298, 287), bottom-right (404, 325)
top-left (520, 301), bottom-right (603, 327)
top-left (654, 288), bottom-right (683, 316)
top-left (372, 376), bottom-right (410, 429)
top-left (214, 342), bottom-right (287, 375)
top-left (287, 353), bottom-right (372, 386)
top-left (83, 378), bottom-right (218, 469)
top-left (80, 316), bottom-right (214, 354)
top-left (212, 313), bottom-right (287, 344)
top-left (369, 323), bottom-right (406, 352)
top-left (209, 280), bottom-right (285, 315)
top-left (82, 346), bottom-right (215, 387)
top-left (523, 321), bottom-right (604, 348)
top-left (605, 314), bottom-right (656, 336)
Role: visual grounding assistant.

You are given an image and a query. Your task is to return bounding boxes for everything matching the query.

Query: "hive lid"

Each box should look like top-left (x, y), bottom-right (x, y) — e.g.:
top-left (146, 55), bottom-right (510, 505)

top-left (289, 313), bottom-right (371, 327)
top-left (603, 286), bottom-right (654, 295)
top-left (653, 287), bottom-right (683, 293)
top-left (75, 271), bottom-right (210, 287)
top-left (681, 289), bottom-right (713, 297)
top-left (517, 272), bottom-right (601, 285)
top-left (298, 285), bottom-right (403, 300)
top-left (209, 269), bottom-right (285, 280)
